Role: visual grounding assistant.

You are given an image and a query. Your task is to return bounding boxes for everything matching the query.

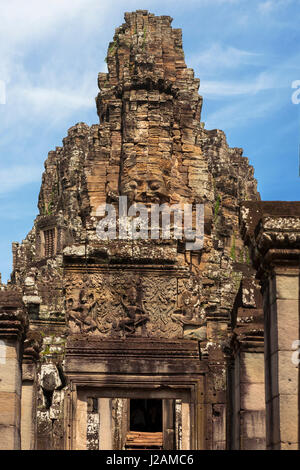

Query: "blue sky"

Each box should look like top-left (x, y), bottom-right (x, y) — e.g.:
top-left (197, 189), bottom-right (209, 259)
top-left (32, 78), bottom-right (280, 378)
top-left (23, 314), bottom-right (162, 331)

top-left (0, 0), bottom-right (300, 282)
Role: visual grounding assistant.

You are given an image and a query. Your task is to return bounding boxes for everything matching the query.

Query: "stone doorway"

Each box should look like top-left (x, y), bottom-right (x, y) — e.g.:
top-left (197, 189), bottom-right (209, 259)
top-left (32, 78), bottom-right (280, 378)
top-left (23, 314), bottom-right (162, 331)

top-left (65, 338), bottom-right (204, 449)
top-left (72, 391), bottom-right (193, 450)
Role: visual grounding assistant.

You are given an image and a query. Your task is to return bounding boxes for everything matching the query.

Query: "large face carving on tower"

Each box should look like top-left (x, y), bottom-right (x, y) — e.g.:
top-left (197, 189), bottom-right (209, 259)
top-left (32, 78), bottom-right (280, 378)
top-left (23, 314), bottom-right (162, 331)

top-left (120, 163), bottom-right (172, 205)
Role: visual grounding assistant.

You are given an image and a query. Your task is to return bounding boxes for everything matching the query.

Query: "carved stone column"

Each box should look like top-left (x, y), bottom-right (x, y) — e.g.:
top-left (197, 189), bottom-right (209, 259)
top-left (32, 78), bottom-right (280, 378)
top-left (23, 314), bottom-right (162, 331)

top-left (0, 291), bottom-right (27, 450)
top-left (241, 202), bottom-right (300, 450)
top-left (21, 330), bottom-right (42, 450)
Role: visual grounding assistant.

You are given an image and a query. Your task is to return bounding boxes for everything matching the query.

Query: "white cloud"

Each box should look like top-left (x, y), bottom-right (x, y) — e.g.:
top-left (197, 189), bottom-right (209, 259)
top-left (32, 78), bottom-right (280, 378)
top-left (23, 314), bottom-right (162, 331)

top-left (200, 79), bottom-right (259, 97)
top-left (0, 165), bottom-right (42, 194)
top-left (258, 0), bottom-right (295, 14)
top-left (13, 84), bottom-right (94, 115)
top-left (0, 0), bottom-right (299, 182)
top-left (199, 71), bottom-right (284, 98)
top-left (0, 0), bottom-right (96, 46)
top-left (198, 46), bottom-right (300, 105)
top-left (204, 94), bottom-right (273, 129)
top-left (258, 1), bottom-right (273, 13)
top-left (189, 44), bottom-right (262, 72)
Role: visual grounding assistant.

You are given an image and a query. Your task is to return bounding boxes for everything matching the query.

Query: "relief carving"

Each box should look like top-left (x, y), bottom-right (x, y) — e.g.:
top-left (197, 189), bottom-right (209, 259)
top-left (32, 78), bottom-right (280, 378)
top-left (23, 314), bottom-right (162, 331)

top-left (172, 277), bottom-right (207, 341)
top-left (67, 290), bottom-right (98, 334)
top-left (115, 285), bottom-right (149, 335)
top-left (120, 164), bottom-right (172, 205)
top-left (65, 272), bottom-right (185, 339)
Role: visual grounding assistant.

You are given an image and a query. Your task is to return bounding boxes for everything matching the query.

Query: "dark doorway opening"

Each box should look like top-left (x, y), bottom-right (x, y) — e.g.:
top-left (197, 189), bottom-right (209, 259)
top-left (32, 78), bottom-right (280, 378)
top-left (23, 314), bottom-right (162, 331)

top-left (130, 399), bottom-right (162, 432)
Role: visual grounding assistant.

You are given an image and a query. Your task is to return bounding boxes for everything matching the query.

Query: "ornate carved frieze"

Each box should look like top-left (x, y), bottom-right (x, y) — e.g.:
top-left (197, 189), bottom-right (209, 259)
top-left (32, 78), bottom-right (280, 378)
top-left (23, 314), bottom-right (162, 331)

top-left (65, 270), bottom-right (185, 338)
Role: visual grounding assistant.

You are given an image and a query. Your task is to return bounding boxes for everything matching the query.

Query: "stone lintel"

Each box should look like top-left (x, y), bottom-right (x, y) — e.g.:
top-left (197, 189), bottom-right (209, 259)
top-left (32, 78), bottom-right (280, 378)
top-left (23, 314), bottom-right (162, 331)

top-left (65, 336), bottom-right (206, 376)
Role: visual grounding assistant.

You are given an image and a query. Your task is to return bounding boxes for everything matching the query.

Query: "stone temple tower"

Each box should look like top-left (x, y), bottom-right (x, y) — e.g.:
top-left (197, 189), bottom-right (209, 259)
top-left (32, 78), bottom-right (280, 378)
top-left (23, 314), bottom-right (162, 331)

top-left (1, 10), bottom-right (279, 450)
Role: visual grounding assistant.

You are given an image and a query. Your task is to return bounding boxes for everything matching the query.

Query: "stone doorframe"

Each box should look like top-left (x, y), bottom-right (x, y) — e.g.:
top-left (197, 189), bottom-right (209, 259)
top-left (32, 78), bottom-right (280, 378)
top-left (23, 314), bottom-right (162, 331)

top-left (64, 337), bottom-right (206, 450)
top-left (64, 376), bottom-right (205, 450)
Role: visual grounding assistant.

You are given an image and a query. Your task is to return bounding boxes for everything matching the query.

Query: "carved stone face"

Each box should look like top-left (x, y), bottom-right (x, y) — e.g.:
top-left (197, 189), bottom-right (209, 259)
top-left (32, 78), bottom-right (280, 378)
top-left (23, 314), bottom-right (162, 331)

top-left (120, 165), bottom-right (171, 204)
top-left (127, 286), bottom-right (137, 304)
top-left (79, 290), bottom-right (87, 305)
top-left (79, 290), bottom-right (94, 306)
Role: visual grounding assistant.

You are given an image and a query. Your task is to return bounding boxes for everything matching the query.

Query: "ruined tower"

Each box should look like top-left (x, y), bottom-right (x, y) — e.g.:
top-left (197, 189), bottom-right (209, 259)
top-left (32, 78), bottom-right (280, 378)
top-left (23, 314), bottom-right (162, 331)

top-left (0, 11), bottom-right (272, 450)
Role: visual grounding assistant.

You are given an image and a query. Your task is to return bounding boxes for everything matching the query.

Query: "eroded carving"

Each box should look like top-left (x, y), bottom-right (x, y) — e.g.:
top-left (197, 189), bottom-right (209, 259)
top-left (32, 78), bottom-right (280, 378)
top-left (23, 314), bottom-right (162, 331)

top-left (65, 271), bottom-right (184, 338)
top-left (116, 285), bottom-right (149, 335)
top-left (67, 290), bottom-right (98, 334)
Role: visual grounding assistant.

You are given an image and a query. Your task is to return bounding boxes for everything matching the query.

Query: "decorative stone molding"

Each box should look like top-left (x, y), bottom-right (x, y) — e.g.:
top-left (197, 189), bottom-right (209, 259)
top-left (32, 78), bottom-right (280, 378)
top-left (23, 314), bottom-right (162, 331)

top-left (241, 202), bottom-right (300, 277)
top-left (0, 291), bottom-right (28, 341)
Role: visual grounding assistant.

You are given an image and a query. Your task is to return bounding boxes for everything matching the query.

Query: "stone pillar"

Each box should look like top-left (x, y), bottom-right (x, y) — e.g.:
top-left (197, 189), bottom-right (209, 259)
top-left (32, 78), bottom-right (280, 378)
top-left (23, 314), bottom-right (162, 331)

top-left (0, 292), bottom-right (27, 450)
top-left (227, 272), bottom-right (265, 450)
top-left (163, 399), bottom-right (175, 450)
top-left (21, 331), bottom-right (42, 450)
top-left (241, 202), bottom-right (300, 450)
top-left (99, 398), bottom-right (113, 450)
top-left (264, 265), bottom-right (299, 449)
top-left (238, 343), bottom-right (265, 449)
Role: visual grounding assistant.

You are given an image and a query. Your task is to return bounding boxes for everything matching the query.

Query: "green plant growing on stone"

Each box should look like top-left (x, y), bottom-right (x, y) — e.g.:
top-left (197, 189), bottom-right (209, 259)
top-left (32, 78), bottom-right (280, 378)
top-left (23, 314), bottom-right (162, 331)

top-left (214, 194), bottom-right (221, 221)
top-left (105, 39), bottom-right (117, 63)
top-left (47, 201), bottom-right (53, 216)
top-left (142, 27), bottom-right (147, 51)
top-left (108, 41), bottom-right (116, 55)
top-left (230, 235), bottom-right (236, 261)
top-left (245, 246), bottom-right (250, 265)
top-left (41, 345), bottom-right (51, 356)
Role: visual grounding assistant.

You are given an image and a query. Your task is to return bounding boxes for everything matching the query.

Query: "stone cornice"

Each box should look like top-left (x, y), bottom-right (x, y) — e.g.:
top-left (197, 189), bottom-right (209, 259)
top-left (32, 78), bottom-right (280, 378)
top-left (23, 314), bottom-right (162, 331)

top-left (0, 291), bottom-right (28, 340)
top-left (0, 308), bottom-right (28, 340)
top-left (240, 202), bottom-right (300, 277)
top-left (256, 216), bottom-right (300, 252)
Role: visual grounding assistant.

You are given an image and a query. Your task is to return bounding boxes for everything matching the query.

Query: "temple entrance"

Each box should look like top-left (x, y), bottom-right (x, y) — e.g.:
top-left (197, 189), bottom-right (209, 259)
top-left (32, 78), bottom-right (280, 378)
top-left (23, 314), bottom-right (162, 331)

top-left (66, 338), bottom-right (204, 449)
top-left (72, 390), bottom-right (196, 450)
